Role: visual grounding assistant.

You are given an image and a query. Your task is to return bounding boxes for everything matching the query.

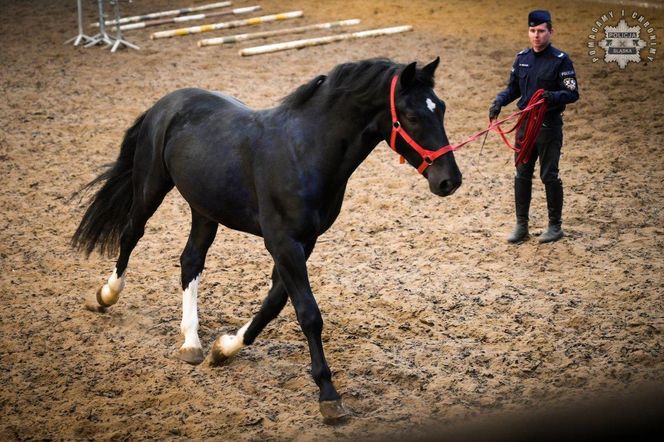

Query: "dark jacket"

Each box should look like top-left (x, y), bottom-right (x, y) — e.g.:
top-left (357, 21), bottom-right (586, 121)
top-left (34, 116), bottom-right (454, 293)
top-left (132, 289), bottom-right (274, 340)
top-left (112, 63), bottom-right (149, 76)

top-left (495, 44), bottom-right (579, 126)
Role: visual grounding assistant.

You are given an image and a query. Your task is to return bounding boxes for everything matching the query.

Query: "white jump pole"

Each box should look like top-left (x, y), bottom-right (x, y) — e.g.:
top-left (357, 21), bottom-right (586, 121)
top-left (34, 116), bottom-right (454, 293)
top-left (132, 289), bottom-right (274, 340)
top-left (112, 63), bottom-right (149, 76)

top-left (239, 25), bottom-right (413, 57)
top-left (151, 11), bottom-right (304, 40)
top-left (65, 0), bottom-right (94, 45)
top-left (85, 0), bottom-right (115, 48)
top-left (109, 0), bottom-right (139, 52)
top-left (198, 18), bottom-right (361, 47)
top-left (116, 5), bottom-right (260, 31)
top-left (94, 1), bottom-right (232, 27)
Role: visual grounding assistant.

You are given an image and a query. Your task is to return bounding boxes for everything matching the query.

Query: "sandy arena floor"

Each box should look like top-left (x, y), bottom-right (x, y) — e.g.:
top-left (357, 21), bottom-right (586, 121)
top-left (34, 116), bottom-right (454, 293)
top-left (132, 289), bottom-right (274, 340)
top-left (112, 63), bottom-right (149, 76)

top-left (1, 0), bottom-right (663, 440)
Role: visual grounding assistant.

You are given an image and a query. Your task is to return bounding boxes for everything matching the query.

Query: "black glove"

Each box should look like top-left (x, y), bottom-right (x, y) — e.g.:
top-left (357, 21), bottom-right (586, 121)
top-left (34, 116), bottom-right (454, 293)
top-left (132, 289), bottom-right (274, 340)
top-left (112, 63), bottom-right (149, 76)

top-left (541, 91), bottom-right (554, 104)
top-left (489, 101), bottom-right (501, 120)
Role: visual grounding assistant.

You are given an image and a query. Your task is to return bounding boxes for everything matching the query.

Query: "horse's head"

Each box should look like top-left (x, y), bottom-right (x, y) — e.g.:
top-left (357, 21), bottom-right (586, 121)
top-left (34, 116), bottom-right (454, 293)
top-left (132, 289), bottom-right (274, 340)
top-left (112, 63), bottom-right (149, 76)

top-left (389, 57), bottom-right (462, 197)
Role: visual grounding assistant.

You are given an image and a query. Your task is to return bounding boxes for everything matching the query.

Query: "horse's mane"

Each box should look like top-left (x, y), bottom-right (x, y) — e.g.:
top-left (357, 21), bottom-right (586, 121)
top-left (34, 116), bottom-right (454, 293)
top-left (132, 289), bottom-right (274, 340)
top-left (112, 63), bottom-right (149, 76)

top-left (280, 75), bottom-right (328, 108)
top-left (280, 58), bottom-right (436, 110)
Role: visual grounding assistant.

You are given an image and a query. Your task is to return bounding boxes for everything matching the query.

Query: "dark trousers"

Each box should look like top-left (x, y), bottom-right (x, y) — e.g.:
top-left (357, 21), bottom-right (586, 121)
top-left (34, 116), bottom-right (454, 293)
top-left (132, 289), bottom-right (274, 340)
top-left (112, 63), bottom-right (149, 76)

top-left (513, 126), bottom-right (564, 226)
top-left (516, 125), bottom-right (563, 184)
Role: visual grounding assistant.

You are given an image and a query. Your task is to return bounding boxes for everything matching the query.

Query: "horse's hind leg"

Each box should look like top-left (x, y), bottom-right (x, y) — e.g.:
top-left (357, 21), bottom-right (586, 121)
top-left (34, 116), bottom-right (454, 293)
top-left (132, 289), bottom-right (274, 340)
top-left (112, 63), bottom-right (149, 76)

top-left (85, 178), bottom-right (173, 312)
top-left (176, 210), bottom-right (218, 365)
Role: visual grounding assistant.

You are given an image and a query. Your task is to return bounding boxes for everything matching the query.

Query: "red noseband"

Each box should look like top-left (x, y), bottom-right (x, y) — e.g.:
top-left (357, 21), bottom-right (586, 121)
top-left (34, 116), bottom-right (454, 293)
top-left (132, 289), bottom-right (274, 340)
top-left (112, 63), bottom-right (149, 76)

top-left (389, 75), bottom-right (455, 174)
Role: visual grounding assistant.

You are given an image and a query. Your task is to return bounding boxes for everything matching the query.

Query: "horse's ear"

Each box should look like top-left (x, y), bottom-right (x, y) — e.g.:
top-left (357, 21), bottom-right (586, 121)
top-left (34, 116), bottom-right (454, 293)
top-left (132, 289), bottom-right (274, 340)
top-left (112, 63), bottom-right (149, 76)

top-left (422, 57), bottom-right (440, 79)
top-left (400, 62), bottom-right (417, 89)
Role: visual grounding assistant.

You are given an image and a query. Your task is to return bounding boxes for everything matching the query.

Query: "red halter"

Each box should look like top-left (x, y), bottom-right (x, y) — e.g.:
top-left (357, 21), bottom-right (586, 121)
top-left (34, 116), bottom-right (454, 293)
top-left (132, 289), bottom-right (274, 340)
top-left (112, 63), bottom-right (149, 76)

top-left (389, 75), bottom-right (455, 174)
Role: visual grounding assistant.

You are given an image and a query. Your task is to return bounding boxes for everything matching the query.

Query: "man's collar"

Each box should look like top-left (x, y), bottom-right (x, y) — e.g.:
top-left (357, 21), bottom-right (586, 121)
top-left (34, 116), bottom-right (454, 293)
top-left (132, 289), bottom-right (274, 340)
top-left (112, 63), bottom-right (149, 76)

top-left (533, 43), bottom-right (552, 55)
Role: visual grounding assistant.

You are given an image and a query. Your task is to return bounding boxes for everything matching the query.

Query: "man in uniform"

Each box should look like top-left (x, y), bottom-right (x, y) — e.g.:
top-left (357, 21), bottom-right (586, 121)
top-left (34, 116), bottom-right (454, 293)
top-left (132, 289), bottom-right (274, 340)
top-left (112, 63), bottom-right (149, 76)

top-left (489, 10), bottom-right (579, 243)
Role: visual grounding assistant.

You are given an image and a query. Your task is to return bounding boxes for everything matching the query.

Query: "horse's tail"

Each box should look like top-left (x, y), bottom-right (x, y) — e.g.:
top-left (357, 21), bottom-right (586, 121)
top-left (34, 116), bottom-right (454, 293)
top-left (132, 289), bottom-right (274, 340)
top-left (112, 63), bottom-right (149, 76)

top-left (72, 112), bottom-right (147, 257)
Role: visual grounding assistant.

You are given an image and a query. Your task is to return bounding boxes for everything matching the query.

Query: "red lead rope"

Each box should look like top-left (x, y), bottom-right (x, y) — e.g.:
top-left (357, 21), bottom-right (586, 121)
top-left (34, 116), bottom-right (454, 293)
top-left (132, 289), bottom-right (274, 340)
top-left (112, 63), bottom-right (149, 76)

top-left (389, 74), bottom-right (547, 171)
top-left (491, 89), bottom-right (548, 165)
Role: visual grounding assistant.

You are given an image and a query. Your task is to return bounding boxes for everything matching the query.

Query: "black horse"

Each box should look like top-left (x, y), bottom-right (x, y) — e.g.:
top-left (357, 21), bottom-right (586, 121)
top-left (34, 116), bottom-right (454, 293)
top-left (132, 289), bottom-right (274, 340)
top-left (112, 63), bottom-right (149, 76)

top-left (73, 57), bottom-right (462, 421)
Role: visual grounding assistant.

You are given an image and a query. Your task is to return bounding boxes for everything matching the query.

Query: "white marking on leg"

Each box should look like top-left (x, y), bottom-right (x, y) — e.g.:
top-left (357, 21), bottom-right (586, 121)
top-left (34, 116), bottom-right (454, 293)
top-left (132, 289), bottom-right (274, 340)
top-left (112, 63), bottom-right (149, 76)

top-left (180, 275), bottom-right (202, 350)
top-left (219, 321), bottom-right (251, 357)
top-left (100, 268), bottom-right (125, 306)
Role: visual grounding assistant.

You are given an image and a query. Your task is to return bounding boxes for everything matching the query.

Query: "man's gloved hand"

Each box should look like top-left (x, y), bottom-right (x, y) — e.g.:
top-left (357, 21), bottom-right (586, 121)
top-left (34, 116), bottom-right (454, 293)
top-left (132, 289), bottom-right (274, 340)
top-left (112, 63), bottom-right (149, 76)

top-left (489, 101), bottom-right (501, 120)
top-left (541, 91), bottom-right (554, 104)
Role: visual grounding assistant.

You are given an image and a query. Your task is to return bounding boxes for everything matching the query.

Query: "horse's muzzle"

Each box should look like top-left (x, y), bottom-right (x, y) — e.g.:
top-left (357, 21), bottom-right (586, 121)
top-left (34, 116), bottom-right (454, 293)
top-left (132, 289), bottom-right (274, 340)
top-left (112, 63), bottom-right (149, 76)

top-left (432, 173), bottom-right (462, 197)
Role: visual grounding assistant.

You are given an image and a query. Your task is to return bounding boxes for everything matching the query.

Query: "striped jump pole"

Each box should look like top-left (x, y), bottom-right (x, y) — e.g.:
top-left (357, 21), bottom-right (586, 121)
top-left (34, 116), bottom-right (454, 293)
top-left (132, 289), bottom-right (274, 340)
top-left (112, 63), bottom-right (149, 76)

top-left (94, 1), bottom-right (232, 27)
top-left (198, 18), bottom-right (361, 47)
top-left (115, 6), bottom-right (260, 31)
top-left (151, 11), bottom-right (304, 40)
top-left (239, 25), bottom-right (413, 56)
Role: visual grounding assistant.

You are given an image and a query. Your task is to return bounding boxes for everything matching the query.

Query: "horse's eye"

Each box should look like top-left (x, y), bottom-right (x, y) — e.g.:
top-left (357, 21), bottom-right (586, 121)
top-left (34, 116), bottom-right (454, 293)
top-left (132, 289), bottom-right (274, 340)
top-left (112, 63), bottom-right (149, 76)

top-left (404, 113), bottom-right (418, 123)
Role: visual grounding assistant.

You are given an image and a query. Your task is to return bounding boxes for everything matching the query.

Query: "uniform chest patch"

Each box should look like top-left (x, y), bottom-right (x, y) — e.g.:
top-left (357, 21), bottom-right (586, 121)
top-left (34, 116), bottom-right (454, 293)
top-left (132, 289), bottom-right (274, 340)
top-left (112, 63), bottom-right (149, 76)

top-left (426, 98), bottom-right (436, 112)
top-left (563, 77), bottom-right (577, 91)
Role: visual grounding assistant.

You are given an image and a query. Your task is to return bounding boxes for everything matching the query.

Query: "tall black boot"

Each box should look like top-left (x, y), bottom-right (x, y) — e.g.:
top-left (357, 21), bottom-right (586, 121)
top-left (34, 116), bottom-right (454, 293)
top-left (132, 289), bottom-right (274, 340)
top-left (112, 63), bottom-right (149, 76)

top-left (540, 179), bottom-right (564, 243)
top-left (507, 177), bottom-right (532, 243)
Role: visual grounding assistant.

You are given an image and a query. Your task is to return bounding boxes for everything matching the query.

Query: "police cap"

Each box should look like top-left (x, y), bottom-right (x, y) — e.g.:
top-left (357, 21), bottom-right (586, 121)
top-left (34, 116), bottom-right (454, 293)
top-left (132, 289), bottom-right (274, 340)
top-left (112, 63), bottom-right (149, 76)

top-left (528, 10), bottom-right (551, 27)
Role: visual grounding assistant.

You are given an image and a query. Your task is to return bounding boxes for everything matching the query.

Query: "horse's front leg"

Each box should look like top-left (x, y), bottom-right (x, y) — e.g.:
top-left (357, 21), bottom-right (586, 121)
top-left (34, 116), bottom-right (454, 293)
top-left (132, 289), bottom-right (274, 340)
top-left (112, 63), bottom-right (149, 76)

top-left (207, 266), bottom-right (287, 367)
top-left (209, 232), bottom-right (347, 422)
top-left (207, 240), bottom-right (316, 362)
top-left (265, 233), bottom-right (347, 422)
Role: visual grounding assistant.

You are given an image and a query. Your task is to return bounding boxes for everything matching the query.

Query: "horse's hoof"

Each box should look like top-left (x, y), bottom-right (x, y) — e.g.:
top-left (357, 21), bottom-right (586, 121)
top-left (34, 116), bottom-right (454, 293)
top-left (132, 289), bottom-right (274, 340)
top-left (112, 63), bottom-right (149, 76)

top-left (207, 338), bottom-right (229, 367)
top-left (320, 399), bottom-right (350, 424)
top-left (177, 347), bottom-right (205, 365)
top-left (84, 289), bottom-right (107, 313)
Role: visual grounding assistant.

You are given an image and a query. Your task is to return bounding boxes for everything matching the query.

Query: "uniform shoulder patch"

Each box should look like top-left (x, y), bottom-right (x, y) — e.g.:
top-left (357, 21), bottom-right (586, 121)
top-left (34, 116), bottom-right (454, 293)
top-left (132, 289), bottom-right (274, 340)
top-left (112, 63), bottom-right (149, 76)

top-left (517, 48), bottom-right (530, 56)
top-left (550, 46), bottom-right (566, 58)
top-left (563, 77), bottom-right (577, 91)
